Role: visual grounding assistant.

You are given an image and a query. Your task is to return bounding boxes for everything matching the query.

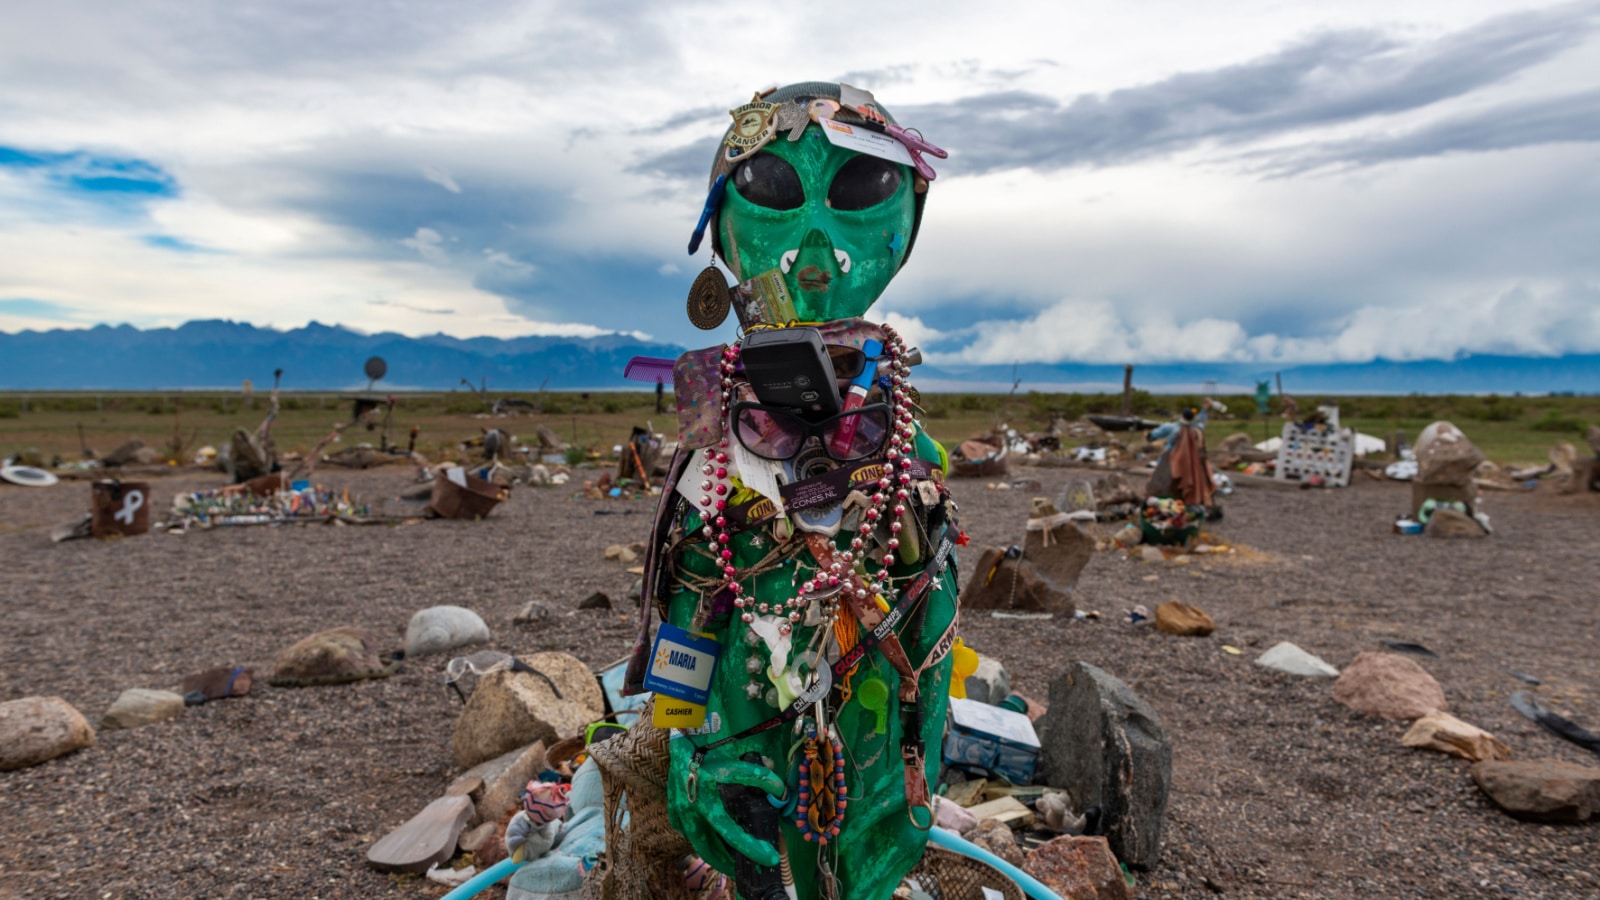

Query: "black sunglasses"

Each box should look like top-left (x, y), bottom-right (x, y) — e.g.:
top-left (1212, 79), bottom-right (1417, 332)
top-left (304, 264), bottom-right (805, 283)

top-left (731, 402), bottom-right (891, 462)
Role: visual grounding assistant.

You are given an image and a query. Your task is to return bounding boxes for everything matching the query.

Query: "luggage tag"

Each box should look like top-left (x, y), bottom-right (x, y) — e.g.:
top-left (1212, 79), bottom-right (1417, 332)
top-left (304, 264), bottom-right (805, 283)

top-left (815, 118), bottom-right (916, 169)
top-left (647, 623), bottom-right (721, 729)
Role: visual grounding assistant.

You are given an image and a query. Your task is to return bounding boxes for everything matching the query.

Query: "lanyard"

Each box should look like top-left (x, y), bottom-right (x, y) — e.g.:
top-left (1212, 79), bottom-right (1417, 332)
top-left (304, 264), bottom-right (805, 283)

top-left (686, 526), bottom-right (954, 772)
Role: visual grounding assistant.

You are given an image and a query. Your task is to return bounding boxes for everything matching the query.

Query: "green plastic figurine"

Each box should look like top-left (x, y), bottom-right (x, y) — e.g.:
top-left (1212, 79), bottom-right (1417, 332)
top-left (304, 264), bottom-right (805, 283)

top-left (652, 82), bottom-right (960, 900)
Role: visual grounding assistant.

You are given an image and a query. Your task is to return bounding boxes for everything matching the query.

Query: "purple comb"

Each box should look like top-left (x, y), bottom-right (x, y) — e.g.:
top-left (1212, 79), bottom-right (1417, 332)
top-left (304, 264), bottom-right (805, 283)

top-left (623, 356), bottom-right (676, 383)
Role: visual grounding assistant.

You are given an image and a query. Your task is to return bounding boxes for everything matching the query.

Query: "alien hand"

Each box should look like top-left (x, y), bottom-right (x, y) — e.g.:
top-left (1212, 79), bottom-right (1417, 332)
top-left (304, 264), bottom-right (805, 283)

top-left (679, 752), bottom-right (787, 868)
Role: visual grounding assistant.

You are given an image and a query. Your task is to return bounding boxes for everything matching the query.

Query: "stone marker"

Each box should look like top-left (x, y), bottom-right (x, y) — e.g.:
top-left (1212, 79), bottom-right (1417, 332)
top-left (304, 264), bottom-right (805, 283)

top-left (1153, 601), bottom-right (1214, 637)
top-left (1402, 711), bottom-right (1511, 762)
top-left (1254, 642), bottom-right (1339, 677)
top-left (1037, 662), bottom-right (1171, 870)
top-left (1023, 835), bottom-right (1131, 900)
top-left (1414, 421), bottom-right (1484, 487)
top-left (959, 513), bottom-right (1092, 615)
top-left (0, 696), bottom-right (95, 771)
top-left (1424, 507), bottom-right (1487, 538)
top-left (964, 654), bottom-right (1011, 706)
top-left (405, 605), bottom-right (491, 657)
top-left (366, 794), bottom-right (475, 873)
top-left (451, 653), bottom-right (603, 769)
top-left (1471, 759), bottom-right (1600, 824)
top-left (1331, 652), bottom-right (1447, 720)
top-left (100, 688), bottom-right (185, 730)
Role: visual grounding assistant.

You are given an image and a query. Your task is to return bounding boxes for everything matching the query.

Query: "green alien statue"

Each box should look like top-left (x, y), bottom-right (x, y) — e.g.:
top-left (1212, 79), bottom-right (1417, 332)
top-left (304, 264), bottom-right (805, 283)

top-left (634, 82), bottom-right (960, 900)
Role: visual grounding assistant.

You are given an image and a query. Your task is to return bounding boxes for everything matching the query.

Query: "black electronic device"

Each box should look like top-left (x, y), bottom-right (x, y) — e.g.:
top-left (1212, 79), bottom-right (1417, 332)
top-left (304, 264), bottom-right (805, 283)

top-left (718, 753), bottom-right (788, 900)
top-left (740, 327), bottom-right (841, 418)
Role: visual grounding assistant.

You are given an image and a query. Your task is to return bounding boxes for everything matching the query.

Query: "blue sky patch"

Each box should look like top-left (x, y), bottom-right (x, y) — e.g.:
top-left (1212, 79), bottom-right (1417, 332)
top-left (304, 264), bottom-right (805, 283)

top-left (0, 298), bottom-right (78, 321)
top-left (0, 145), bottom-right (178, 199)
top-left (143, 235), bottom-right (211, 253)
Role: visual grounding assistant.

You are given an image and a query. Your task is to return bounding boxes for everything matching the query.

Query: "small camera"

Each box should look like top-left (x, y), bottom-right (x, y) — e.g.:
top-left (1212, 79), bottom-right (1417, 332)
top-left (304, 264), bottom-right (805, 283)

top-left (740, 327), bottom-right (841, 418)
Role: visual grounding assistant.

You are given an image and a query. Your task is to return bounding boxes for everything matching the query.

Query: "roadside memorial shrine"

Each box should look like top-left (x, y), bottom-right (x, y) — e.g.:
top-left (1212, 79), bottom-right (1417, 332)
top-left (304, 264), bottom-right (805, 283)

top-left (473, 80), bottom-right (1070, 900)
top-left (1273, 404), bottom-right (1354, 488)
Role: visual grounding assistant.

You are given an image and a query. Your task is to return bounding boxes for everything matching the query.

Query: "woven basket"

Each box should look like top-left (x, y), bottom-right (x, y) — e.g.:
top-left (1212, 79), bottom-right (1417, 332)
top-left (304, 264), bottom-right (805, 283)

top-left (906, 845), bottom-right (1027, 900)
top-left (581, 698), bottom-right (696, 900)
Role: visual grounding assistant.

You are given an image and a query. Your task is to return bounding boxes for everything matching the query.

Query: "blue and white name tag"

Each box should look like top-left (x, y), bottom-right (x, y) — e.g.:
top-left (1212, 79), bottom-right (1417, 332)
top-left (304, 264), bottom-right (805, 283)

top-left (643, 623), bottom-right (720, 707)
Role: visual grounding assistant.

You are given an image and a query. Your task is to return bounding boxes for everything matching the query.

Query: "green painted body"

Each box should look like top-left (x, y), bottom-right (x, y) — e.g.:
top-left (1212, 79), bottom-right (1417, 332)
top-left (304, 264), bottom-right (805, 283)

top-left (664, 430), bottom-right (957, 900)
top-left (665, 104), bottom-right (951, 898)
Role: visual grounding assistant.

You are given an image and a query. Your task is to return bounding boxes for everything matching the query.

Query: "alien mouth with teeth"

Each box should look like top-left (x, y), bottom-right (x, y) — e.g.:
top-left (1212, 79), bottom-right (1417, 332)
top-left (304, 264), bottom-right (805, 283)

top-left (784, 247), bottom-right (851, 293)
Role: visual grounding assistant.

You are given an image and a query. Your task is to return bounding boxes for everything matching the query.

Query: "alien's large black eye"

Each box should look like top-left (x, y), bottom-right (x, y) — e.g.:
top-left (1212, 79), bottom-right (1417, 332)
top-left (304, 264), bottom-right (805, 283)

top-left (731, 154), bottom-right (804, 210)
top-left (827, 156), bottom-right (902, 211)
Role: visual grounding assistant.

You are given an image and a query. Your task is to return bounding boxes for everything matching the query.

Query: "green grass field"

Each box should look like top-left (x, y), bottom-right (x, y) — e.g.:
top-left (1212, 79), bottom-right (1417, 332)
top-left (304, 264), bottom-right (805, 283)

top-left (1, 389), bottom-right (1594, 468)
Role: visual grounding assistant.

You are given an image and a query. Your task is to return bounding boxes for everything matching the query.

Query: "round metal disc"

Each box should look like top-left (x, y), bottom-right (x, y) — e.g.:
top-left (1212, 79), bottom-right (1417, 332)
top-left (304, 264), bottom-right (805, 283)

top-left (364, 356), bottom-right (388, 381)
top-left (0, 465), bottom-right (58, 487)
top-left (686, 267), bottom-right (731, 330)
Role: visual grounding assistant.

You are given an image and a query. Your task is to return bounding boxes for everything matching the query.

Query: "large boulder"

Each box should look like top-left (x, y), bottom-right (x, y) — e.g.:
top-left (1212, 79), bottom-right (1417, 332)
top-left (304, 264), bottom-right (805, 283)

top-left (450, 652), bottom-right (604, 769)
top-left (958, 513), bottom-right (1091, 615)
top-left (1414, 421), bottom-right (1484, 486)
top-left (0, 696), bottom-right (95, 771)
top-left (1331, 652), bottom-right (1446, 720)
top-left (405, 605), bottom-right (491, 658)
top-left (1471, 759), bottom-right (1600, 824)
top-left (100, 689), bottom-right (185, 730)
top-left (1023, 835), bottom-right (1131, 900)
top-left (1037, 663), bottom-right (1171, 870)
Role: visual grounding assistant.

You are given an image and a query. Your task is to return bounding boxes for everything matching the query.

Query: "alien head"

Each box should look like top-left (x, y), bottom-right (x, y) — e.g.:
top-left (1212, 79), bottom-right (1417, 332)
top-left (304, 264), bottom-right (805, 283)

top-left (705, 82), bottom-right (929, 323)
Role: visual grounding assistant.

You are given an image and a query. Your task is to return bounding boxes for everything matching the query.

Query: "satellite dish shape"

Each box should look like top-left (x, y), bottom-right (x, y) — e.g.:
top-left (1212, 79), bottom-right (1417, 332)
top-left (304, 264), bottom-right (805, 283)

top-left (0, 465), bottom-right (58, 487)
top-left (364, 356), bottom-right (387, 382)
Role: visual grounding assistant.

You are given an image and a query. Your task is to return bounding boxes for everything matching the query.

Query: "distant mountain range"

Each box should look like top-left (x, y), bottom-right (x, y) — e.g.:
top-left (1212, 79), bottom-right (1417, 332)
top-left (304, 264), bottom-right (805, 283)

top-left (0, 320), bottom-right (1595, 394)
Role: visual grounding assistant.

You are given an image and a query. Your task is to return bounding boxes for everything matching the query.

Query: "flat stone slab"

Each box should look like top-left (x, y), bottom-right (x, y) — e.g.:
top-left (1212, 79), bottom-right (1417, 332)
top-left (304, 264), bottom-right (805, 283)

top-left (366, 794), bottom-right (475, 874)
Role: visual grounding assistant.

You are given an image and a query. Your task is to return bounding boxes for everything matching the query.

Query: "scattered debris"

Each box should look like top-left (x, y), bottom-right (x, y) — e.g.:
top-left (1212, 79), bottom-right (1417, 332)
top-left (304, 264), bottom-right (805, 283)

top-left (366, 794), bottom-right (475, 874)
top-left (1509, 692), bottom-right (1600, 757)
top-left (1379, 640), bottom-right (1439, 658)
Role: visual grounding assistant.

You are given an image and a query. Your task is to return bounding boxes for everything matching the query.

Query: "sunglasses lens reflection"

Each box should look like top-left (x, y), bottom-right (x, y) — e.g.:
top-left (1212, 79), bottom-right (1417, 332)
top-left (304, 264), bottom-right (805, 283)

top-left (735, 406), bottom-right (803, 459)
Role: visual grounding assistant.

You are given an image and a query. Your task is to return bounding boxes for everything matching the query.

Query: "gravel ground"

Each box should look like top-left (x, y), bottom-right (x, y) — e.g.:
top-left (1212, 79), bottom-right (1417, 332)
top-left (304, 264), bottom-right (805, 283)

top-left (1, 462), bottom-right (1597, 899)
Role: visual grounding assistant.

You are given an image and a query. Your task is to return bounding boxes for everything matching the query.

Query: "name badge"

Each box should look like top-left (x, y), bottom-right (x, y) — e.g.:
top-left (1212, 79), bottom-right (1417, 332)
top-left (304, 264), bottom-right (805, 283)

top-left (644, 624), bottom-right (720, 707)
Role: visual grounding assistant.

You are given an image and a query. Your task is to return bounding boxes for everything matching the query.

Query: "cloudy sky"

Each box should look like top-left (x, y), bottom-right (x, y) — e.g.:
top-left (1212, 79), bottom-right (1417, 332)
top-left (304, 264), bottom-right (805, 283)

top-left (2, 0), bottom-right (1597, 367)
